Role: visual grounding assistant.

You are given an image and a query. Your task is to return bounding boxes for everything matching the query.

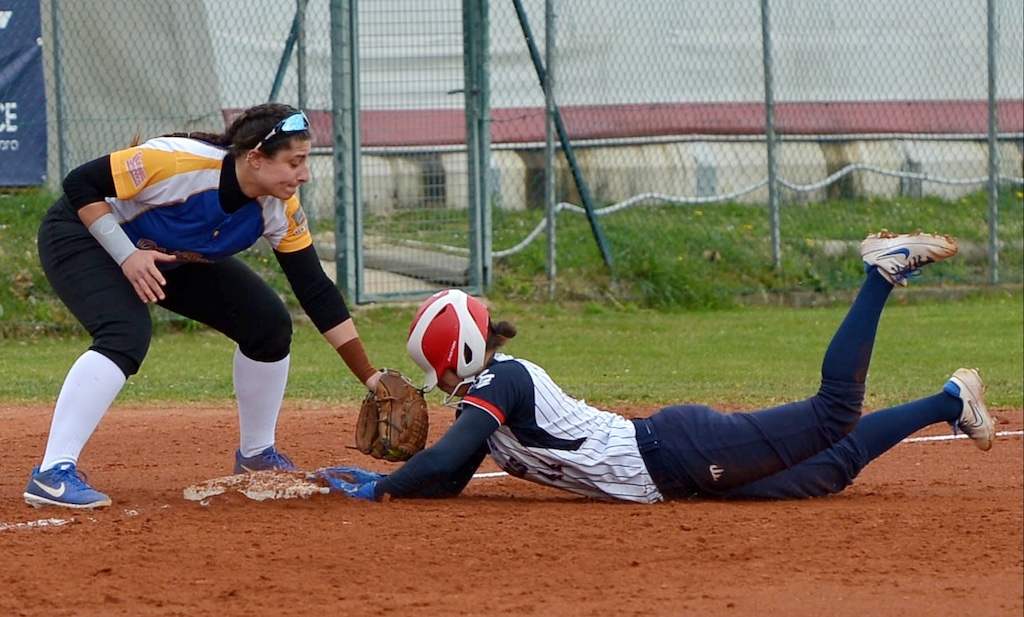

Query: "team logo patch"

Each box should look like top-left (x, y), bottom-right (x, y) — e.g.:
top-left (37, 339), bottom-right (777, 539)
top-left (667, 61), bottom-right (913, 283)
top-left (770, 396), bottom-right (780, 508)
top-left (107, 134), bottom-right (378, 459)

top-left (291, 206), bottom-right (308, 235)
top-left (126, 152), bottom-right (147, 188)
top-left (474, 370), bottom-right (495, 389)
top-left (709, 464), bottom-right (724, 481)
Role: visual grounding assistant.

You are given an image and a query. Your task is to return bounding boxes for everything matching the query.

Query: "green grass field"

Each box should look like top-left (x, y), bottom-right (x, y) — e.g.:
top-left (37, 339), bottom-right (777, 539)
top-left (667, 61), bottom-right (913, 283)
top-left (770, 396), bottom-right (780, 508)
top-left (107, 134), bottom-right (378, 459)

top-left (1, 186), bottom-right (1021, 411)
top-left (1, 291), bottom-right (1020, 411)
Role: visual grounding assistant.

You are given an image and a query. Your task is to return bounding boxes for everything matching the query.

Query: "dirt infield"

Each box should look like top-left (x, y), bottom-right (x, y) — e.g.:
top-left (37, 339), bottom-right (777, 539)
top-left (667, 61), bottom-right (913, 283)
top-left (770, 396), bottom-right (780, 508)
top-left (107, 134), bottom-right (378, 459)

top-left (1, 402), bottom-right (1021, 617)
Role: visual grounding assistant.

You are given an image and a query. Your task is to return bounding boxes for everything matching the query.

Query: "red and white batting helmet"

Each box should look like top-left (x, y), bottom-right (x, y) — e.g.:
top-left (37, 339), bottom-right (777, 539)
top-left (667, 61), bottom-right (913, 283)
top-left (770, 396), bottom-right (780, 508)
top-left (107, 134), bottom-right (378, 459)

top-left (406, 289), bottom-right (489, 392)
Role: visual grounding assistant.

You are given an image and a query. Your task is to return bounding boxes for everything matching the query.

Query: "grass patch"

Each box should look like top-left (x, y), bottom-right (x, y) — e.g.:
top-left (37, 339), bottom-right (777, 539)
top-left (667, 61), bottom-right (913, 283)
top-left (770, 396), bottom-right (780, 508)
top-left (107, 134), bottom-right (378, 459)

top-left (3, 187), bottom-right (1021, 327)
top-left (1, 186), bottom-right (1020, 411)
top-left (489, 190), bottom-right (1023, 307)
top-left (1, 291), bottom-right (1020, 410)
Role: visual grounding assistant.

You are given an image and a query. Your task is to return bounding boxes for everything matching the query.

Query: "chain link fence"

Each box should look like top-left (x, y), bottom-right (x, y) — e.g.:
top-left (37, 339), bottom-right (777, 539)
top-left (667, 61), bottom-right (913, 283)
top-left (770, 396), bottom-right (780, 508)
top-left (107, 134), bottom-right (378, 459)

top-left (2, 0), bottom-right (1022, 306)
top-left (485, 0), bottom-right (1023, 302)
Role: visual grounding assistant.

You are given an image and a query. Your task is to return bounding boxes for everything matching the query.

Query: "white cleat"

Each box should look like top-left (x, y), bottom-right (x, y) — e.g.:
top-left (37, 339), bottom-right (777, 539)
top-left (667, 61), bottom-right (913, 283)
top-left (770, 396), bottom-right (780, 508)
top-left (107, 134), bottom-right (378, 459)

top-left (860, 229), bottom-right (958, 286)
top-left (943, 367), bottom-right (995, 452)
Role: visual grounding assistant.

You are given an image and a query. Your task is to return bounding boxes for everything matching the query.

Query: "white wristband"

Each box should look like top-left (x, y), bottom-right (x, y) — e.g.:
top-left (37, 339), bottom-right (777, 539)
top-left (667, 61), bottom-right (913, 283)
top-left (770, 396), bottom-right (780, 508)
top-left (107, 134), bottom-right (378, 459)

top-left (87, 212), bottom-right (138, 265)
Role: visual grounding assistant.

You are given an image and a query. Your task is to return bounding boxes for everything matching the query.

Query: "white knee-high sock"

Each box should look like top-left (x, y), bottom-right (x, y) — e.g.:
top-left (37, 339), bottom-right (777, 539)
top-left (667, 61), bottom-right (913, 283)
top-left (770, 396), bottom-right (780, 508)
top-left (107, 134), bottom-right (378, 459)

top-left (40, 350), bottom-right (127, 470)
top-left (234, 348), bottom-right (289, 457)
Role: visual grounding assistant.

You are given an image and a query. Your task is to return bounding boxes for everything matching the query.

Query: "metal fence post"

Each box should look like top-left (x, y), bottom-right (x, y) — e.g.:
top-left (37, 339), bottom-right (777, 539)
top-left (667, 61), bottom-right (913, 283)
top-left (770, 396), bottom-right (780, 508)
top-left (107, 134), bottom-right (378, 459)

top-left (463, 0), bottom-right (491, 291)
top-left (761, 0), bottom-right (781, 272)
top-left (987, 0), bottom-right (1000, 284)
top-left (51, 0), bottom-right (68, 181)
top-left (330, 0), bottom-right (360, 301)
top-left (296, 0), bottom-right (310, 226)
top-left (544, 0), bottom-right (557, 299)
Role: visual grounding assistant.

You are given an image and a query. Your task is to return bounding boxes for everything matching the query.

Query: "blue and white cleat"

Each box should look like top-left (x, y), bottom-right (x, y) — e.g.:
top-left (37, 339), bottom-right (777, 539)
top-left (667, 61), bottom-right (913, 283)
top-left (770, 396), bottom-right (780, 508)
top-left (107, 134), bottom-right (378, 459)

top-left (860, 229), bottom-right (958, 286)
top-left (943, 367), bottom-right (995, 452)
top-left (233, 446), bottom-right (297, 474)
top-left (23, 463), bottom-right (112, 509)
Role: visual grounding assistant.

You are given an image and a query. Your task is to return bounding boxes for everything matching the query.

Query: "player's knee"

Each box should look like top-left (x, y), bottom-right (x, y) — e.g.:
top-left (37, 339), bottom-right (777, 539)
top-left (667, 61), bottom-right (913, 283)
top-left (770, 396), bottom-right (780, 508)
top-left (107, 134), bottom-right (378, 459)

top-left (814, 378), bottom-right (865, 438)
top-left (238, 305), bottom-right (292, 362)
top-left (91, 319), bottom-right (153, 377)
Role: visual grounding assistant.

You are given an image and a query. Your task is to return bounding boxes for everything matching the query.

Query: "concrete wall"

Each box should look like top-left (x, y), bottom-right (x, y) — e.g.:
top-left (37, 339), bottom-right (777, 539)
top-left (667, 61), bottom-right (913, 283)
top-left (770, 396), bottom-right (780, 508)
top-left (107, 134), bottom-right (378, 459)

top-left (297, 138), bottom-right (1023, 221)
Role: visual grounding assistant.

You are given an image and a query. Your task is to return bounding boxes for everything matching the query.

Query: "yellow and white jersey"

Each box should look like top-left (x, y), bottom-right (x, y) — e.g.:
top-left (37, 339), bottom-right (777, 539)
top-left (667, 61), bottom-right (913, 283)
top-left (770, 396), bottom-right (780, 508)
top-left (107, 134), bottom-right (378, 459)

top-left (106, 137), bottom-right (311, 262)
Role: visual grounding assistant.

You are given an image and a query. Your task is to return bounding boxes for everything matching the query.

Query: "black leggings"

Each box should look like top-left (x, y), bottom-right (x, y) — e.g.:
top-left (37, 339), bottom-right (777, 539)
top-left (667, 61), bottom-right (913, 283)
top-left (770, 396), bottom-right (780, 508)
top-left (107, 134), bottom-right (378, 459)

top-left (37, 197), bottom-right (292, 377)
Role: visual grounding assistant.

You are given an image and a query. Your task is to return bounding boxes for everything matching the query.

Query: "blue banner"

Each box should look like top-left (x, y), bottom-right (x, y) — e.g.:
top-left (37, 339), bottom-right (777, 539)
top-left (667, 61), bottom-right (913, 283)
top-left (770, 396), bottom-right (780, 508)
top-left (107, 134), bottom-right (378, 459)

top-left (0, 0), bottom-right (46, 186)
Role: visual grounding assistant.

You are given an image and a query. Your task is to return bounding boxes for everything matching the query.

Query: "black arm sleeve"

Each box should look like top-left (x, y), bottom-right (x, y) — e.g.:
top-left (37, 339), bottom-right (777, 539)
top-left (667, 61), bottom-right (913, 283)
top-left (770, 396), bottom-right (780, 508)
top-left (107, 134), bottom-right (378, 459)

top-left (375, 407), bottom-right (497, 499)
top-left (274, 245), bottom-right (352, 333)
top-left (63, 155), bottom-right (116, 210)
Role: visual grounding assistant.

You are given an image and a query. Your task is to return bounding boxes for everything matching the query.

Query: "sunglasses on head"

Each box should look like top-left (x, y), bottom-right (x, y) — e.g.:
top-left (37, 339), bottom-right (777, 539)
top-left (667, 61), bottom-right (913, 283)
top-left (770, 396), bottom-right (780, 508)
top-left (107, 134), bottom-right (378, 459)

top-left (253, 111), bottom-right (310, 151)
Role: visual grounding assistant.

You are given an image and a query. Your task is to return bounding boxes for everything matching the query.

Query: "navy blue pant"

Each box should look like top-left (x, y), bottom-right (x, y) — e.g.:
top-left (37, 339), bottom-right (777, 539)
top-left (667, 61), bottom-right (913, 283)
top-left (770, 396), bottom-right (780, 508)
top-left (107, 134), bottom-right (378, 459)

top-left (719, 390), bottom-right (962, 499)
top-left (635, 269), bottom-right (897, 500)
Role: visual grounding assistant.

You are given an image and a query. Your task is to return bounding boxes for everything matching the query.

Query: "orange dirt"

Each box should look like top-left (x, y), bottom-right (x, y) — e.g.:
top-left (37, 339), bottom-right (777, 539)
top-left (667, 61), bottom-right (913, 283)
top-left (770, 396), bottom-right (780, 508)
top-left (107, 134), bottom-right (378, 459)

top-left (1, 402), bottom-right (1021, 617)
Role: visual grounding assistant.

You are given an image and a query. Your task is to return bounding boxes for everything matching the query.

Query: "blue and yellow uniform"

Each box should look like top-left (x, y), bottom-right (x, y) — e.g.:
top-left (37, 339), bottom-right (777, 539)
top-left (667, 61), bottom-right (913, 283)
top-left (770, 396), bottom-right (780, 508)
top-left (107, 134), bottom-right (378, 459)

top-left (105, 137), bottom-right (311, 262)
top-left (40, 135), bottom-right (350, 377)
top-left (24, 104), bottom-right (379, 510)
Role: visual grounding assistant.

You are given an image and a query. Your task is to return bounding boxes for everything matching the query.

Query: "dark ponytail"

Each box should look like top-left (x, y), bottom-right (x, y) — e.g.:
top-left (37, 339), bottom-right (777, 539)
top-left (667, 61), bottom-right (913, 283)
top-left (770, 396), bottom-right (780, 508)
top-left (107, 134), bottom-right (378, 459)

top-left (159, 102), bottom-right (309, 157)
top-left (486, 320), bottom-right (517, 352)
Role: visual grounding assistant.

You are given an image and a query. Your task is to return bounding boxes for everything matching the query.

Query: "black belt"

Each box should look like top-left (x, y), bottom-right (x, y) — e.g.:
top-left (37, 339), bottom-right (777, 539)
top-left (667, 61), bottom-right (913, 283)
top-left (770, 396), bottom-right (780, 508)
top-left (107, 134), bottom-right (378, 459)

top-left (632, 417), bottom-right (667, 494)
top-left (632, 417), bottom-right (698, 499)
top-left (632, 417), bottom-right (661, 454)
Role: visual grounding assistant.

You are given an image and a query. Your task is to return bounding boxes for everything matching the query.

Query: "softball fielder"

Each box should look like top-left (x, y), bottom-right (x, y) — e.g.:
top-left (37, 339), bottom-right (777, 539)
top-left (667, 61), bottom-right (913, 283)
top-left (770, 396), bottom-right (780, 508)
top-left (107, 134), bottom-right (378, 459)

top-left (326, 232), bottom-right (995, 502)
top-left (25, 103), bottom-right (383, 509)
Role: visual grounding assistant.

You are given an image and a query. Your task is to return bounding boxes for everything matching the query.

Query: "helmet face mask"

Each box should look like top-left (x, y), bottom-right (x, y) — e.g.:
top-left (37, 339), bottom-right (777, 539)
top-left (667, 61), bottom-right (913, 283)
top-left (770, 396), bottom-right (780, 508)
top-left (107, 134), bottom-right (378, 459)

top-left (406, 290), bottom-right (489, 392)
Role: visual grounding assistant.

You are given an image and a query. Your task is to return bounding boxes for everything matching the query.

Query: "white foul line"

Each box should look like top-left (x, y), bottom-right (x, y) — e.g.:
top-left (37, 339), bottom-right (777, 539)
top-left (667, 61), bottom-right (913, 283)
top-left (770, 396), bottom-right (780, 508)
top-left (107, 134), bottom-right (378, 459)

top-left (0, 517), bottom-right (74, 532)
top-left (0, 508), bottom-right (138, 534)
top-left (901, 429), bottom-right (1022, 444)
top-left (2, 432), bottom-right (1020, 530)
top-left (470, 430), bottom-right (1024, 480)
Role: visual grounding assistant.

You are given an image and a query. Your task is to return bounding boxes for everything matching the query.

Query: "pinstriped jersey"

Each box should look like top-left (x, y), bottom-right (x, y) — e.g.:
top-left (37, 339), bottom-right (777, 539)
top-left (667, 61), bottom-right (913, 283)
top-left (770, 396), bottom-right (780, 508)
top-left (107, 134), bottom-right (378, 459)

top-left (461, 354), bottom-right (664, 504)
top-left (105, 137), bottom-right (312, 262)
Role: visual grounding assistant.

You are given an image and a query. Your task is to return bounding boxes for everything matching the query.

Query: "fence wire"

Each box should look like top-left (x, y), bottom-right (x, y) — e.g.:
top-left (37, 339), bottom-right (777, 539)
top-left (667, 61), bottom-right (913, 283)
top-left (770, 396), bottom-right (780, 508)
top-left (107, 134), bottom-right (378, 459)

top-left (3, 0), bottom-right (1022, 306)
